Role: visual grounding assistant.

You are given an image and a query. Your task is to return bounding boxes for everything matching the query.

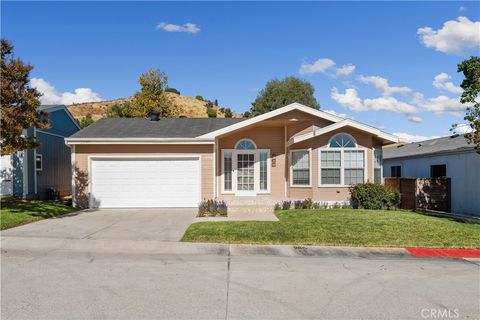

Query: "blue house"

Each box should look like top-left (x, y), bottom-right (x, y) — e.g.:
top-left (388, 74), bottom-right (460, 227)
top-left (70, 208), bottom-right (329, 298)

top-left (2, 105), bottom-right (80, 199)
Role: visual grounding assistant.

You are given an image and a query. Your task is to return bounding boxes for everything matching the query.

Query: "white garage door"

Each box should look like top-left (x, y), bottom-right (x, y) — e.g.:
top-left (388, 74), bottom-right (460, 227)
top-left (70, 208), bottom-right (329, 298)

top-left (90, 157), bottom-right (200, 208)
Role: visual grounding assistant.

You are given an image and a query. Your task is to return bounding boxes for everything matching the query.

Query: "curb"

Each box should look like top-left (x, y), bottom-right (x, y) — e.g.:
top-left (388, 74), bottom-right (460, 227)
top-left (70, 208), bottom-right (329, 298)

top-left (2, 236), bottom-right (478, 260)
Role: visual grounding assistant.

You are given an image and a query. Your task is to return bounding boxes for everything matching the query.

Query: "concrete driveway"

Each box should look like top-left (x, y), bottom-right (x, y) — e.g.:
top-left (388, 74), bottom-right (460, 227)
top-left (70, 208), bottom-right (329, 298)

top-left (1, 208), bottom-right (197, 242)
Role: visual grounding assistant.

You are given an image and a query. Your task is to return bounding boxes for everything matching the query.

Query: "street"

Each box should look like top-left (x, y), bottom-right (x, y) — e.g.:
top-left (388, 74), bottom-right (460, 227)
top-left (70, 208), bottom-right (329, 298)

top-left (2, 240), bottom-right (479, 320)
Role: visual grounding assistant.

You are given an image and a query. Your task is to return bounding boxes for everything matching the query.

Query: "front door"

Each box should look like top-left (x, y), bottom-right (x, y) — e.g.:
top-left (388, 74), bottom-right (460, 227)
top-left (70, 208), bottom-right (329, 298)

top-left (236, 153), bottom-right (255, 195)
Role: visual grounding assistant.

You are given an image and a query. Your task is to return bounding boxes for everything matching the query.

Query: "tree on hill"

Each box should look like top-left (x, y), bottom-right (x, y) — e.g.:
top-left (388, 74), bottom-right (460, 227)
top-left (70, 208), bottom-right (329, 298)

top-left (223, 108), bottom-right (233, 118)
top-left (107, 102), bottom-right (131, 118)
top-left (250, 76), bottom-right (320, 116)
top-left (79, 114), bottom-right (94, 128)
top-left (127, 69), bottom-right (177, 118)
top-left (456, 56), bottom-right (480, 153)
top-left (195, 95), bottom-right (204, 101)
top-left (165, 87), bottom-right (180, 95)
top-left (0, 39), bottom-right (49, 156)
top-left (205, 101), bottom-right (217, 118)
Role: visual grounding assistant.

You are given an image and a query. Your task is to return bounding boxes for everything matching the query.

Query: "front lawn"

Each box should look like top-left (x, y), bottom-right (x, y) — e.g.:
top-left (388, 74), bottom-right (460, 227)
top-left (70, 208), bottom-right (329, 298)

top-left (182, 209), bottom-right (480, 248)
top-left (1, 197), bottom-right (78, 230)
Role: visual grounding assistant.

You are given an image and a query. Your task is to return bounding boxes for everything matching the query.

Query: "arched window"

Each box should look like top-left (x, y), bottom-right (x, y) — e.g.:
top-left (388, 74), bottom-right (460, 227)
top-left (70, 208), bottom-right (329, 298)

top-left (329, 133), bottom-right (356, 148)
top-left (235, 139), bottom-right (256, 150)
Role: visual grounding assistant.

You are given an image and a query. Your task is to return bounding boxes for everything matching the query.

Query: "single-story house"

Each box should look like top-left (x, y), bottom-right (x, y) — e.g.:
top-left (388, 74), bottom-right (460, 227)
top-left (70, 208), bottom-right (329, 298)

top-left (0, 105), bottom-right (80, 199)
top-left (383, 134), bottom-right (480, 216)
top-left (65, 103), bottom-right (399, 209)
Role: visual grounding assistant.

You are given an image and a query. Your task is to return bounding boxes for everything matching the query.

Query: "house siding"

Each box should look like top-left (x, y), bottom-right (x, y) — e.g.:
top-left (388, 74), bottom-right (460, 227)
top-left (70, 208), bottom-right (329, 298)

top-left (36, 132), bottom-right (73, 198)
top-left (288, 127), bottom-right (377, 201)
top-left (73, 144), bottom-right (214, 208)
top-left (217, 125), bottom-right (286, 198)
top-left (384, 151), bottom-right (480, 216)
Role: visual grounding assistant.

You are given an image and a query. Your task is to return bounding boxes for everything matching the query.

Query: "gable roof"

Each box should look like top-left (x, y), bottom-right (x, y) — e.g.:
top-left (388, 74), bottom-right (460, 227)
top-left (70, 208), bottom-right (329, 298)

top-left (38, 105), bottom-right (81, 130)
top-left (384, 134), bottom-right (475, 159)
top-left (65, 102), bottom-right (399, 145)
top-left (291, 118), bottom-right (399, 145)
top-left (66, 118), bottom-right (244, 143)
top-left (197, 103), bottom-right (344, 138)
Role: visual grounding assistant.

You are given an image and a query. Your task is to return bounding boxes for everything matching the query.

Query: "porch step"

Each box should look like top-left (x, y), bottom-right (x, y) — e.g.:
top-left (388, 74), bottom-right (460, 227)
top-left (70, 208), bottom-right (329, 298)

top-left (228, 205), bottom-right (274, 215)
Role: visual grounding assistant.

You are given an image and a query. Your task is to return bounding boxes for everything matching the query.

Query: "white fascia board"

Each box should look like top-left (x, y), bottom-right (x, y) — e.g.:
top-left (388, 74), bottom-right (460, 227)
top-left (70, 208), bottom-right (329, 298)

top-left (292, 119), bottom-right (399, 144)
top-left (197, 103), bottom-right (344, 138)
top-left (65, 137), bottom-right (215, 145)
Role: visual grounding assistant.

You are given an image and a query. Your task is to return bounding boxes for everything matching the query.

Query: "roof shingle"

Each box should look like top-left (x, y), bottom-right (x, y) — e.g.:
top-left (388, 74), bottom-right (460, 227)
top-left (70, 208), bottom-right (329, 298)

top-left (383, 134), bottom-right (474, 159)
top-left (68, 117), bottom-right (245, 139)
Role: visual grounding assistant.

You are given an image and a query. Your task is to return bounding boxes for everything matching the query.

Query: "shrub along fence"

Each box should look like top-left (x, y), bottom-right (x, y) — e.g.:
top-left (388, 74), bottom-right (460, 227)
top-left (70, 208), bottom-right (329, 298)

top-left (385, 178), bottom-right (451, 212)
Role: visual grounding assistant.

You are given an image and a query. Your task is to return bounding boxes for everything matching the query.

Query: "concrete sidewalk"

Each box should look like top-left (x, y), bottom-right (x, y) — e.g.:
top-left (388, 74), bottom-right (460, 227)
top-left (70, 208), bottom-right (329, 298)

top-left (0, 236), bottom-right (441, 260)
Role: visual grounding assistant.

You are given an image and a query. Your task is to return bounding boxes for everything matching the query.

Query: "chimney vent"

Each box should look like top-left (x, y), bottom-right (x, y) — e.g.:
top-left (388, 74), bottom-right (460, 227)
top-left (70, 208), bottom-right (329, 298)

top-left (150, 112), bottom-right (160, 121)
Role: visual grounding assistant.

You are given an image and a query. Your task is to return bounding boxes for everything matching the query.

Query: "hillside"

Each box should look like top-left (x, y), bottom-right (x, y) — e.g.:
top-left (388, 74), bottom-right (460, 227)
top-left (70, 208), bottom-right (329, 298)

top-left (67, 92), bottom-right (240, 122)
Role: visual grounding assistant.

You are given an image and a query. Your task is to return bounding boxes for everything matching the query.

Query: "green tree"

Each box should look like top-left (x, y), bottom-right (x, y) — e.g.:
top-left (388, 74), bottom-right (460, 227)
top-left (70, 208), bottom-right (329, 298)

top-left (127, 69), bottom-right (177, 118)
top-left (242, 111), bottom-right (252, 118)
top-left (456, 56), bottom-right (480, 153)
top-left (165, 87), bottom-right (180, 95)
top-left (79, 114), bottom-right (94, 128)
top-left (207, 107), bottom-right (217, 118)
top-left (195, 95), bottom-right (204, 101)
top-left (214, 99), bottom-right (218, 106)
top-left (223, 108), bottom-right (233, 118)
top-left (107, 102), bottom-right (131, 118)
top-left (250, 76), bottom-right (320, 116)
top-left (0, 39), bottom-right (49, 156)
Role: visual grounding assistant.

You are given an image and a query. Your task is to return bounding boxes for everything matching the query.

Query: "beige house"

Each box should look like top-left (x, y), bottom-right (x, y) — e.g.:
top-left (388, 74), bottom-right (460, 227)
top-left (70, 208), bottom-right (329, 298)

top-left (65, 103), bottom-right (399, 208)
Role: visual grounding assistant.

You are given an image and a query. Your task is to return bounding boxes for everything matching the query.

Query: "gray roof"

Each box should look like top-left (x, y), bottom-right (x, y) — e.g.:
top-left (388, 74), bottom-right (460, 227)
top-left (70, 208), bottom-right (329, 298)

top-left (69, 117), bottom-right (245, 139)
top-left (384, 134), bottom-right (474, 159)
top-left (38, 105), bottom-right (65, 111)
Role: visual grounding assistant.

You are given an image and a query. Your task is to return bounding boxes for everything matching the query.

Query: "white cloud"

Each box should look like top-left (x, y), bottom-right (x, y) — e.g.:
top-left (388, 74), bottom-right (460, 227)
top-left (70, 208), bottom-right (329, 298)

top-left (363, 96), bottom-right (417, 114)
top-left (419, 95), bottom-right (466, 115)
top-left (358, 75), bottom-right (411, 96)
top-left (330, 87), bottom-right (364, 111)
top-left (299, 58), bottom-right (355, 76)
top-left (322, 109), bottom-right (349, 118)
top-left (393, 132), bottom-right (440, 143)
top-left (300, 58), bottom-right (336, 74)
top-left (31, 78), bottom-right (102, 105)
top-left (336, 64), bottom-right (356, 76)
top-left (407, 116), bottom-right (423, 123)
top-left (156, 22), bottom-right (200, 34)
top-left (433, 72), bottom-right (462, 94)
top-left (331, 87), bottom-right (417, 114)
top-left (417, 16), bottom-right (480, 54)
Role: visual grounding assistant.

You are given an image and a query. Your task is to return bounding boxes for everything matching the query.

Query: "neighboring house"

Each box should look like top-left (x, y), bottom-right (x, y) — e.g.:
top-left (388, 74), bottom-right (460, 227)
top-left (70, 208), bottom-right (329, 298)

top-left (65, 103), bottom-right (399, 208)
top-left (3, 105), bottom-right (81, 199)
top-left (383, 135), bottom-right (480, 216)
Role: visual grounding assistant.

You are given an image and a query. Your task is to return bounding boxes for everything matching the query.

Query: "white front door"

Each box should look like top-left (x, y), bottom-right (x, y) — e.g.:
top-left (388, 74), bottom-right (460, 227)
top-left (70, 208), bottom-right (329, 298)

top-left (236, 152), bottom-right (256, 196)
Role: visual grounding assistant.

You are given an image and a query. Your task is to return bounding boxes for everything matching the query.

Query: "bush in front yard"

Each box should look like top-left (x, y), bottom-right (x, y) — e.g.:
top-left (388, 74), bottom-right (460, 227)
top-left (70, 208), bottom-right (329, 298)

top-left (350, 183), bottom-right (401, 210)
top-left (198, 200), bottom-right (227, 217)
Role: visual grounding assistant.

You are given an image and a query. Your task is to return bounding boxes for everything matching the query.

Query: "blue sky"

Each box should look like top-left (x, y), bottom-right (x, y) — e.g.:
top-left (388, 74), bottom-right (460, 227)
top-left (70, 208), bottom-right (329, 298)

top-left (2, 1), bottom-right (479, 141)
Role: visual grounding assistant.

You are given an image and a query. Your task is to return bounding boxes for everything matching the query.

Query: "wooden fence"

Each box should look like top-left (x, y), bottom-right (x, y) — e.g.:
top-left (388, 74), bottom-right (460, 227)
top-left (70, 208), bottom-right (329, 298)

top-left (385, 178), bottom-right (451, 212)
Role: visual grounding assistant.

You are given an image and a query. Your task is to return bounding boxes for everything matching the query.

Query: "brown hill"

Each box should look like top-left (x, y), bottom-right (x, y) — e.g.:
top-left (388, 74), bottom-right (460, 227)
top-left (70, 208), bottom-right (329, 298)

top-left (67, 92), bottom-right (240, 122)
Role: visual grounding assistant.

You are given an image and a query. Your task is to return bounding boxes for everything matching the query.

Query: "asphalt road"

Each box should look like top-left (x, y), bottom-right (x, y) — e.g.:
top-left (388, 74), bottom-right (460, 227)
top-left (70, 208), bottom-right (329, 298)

top-left (2, 242), bottom-right (479, 320)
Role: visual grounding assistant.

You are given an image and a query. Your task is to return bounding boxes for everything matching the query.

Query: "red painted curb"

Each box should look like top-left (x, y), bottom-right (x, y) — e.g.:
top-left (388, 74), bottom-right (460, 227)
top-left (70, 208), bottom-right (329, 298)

top-left (406, 248), bottom-right (480, 258)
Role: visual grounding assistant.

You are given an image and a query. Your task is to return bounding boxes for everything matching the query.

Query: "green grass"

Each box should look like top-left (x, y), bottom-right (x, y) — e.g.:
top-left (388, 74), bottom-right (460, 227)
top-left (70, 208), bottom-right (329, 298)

top-left (1, 197), bottom-right (78, 230)
top-left (182, 209), bottom-right (480, 248)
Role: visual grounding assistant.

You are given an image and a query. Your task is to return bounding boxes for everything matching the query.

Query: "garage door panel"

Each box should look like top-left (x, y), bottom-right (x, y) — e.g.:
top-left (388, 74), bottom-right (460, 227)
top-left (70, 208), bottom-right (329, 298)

top-left (90, 158), bottom-right (200, 208)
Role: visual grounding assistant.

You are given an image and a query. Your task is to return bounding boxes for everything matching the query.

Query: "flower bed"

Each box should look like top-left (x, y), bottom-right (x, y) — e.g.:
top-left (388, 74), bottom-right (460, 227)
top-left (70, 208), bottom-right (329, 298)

top-left (198, 199), bottom-right (228, 217)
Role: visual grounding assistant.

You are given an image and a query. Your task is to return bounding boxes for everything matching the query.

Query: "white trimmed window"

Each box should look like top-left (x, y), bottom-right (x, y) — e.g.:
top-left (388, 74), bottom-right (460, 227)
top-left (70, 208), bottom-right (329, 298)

top-left (223, 151), bottom-right (233, 191)
top-left (291, 149), bottom-right (311, 187)
top-left (35, 154), bottom-right (43, 171)
top-left (259, 151), bottom-right (268, 191)
top-left (319, 133), bottom-right (366, 186)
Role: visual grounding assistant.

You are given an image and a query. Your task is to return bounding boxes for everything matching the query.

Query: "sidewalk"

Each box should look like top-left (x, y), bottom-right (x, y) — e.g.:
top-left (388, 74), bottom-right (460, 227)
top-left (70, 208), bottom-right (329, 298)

top-left (2, 236), bottom-right (479, 260)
